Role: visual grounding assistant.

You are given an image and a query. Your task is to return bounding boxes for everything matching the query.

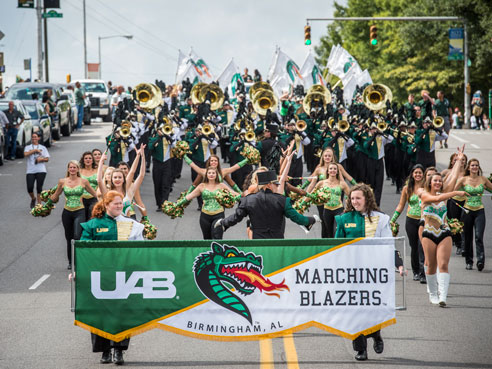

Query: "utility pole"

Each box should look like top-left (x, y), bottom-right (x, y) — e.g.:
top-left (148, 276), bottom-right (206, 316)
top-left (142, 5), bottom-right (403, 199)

top-left (36, 0), bottom-right (43, 81)
top-left (306, 16), bottom-right (470, 126)
top-left (43, 7), bottom-right (49, 82)
top-left (83, 0), bottom-right (87, 78)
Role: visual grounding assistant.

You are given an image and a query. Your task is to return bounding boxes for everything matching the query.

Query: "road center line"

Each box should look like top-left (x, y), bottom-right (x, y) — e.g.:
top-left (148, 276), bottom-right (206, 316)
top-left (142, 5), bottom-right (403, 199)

top-left (29, 274), bottom-right (51, 290)
top-left (283, 334), bottom-right (300, 369)
top-left (259, 338), bottom-right (274, 369)
top-left (470, 144), bottom-right (480, 149)
top-left (450, 134), bottom-right (469, 143)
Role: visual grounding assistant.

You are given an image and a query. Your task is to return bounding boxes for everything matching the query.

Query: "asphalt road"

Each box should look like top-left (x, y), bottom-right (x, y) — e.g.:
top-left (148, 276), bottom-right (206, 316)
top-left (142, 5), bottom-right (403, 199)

top-left (0, 123), bottom-right (491, 369)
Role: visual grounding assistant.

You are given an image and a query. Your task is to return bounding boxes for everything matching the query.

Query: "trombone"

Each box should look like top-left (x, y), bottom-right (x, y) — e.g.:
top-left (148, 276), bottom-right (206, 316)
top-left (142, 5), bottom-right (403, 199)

top-left (157, 122), bottom-right (174, 136)
top-left (118, 121), bottom-right (132, 138)
top-left (202, 123), bottom-right (215, 136)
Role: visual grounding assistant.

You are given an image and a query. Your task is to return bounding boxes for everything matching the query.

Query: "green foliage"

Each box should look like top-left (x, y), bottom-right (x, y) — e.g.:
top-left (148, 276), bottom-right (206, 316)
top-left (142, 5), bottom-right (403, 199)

top-left (315, 0), bottom-right (492, 107)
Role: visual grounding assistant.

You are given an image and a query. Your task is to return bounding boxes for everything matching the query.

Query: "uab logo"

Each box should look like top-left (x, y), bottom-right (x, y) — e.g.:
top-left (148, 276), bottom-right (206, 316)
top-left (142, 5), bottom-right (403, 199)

top-left (91, 271), bottom-right (176, 299)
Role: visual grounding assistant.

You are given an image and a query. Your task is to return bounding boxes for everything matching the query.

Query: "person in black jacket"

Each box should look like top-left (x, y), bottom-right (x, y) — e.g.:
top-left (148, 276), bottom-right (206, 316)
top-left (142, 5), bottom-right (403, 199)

top-left (214, 170), bottom-right (318, 239)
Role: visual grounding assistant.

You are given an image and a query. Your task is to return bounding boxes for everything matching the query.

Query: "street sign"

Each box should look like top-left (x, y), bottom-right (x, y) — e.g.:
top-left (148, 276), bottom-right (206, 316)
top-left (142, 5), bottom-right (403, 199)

top-left (44, 0), bottom-right (60, 8)
top-left (0, 30), bottom-right (4, 41)
top-left (18, 0), bottom-right (34, 8)
top-left (24, 59), bottom-right (31, 70)
top-left (448, 28), bottom-right (464, 61)
top-left (0, 66), bottom-right (5, 73)
top-left (42, 10), bottom-right (63, 18)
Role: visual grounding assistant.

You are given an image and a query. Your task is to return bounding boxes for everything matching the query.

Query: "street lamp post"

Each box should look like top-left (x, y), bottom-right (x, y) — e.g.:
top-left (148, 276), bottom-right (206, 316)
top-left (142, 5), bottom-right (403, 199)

top-left (98, 35), bottom-right (133, 79)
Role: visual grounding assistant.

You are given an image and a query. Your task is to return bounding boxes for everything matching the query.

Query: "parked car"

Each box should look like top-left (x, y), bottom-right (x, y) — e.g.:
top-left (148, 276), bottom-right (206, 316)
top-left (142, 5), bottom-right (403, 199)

top-left (22, 100), bottom-right (53, 147)
top-left (0, 124), bottom-right (5, 166)
top-left (72, 79), bottom-right (111, 121)
top-left (3, 82), bottom-right (72, 138)
top-left (0, 100), bottom-right (33, 158)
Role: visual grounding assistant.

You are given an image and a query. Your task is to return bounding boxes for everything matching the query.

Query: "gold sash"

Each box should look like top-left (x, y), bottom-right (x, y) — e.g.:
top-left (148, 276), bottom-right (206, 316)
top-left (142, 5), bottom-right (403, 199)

top-left (116, 221), bottom-right (134, 241)
top-left (364, 215), bottom-right (379, 237)
top-left (337, 137), bottom-right (345, 160)
top-left (295, 134), bottom-right (301, 155)
top-left (429, 130), bottom-right (436, 151)
top-left (376, 136), bottom-right (382, 157)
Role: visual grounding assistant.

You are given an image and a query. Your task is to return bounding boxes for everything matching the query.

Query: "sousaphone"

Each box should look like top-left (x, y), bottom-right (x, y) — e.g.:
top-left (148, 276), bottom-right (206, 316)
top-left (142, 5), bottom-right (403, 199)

top-left (135, 83), bottom-right (163, 111)
top-left (362, 84), bottom-right (392, 111)
top-left (249, 81), bottom-right (273, 100)
top-left (306, 84), bottom-right (332, 105)
top-left (253, 90), bottom-right (278, 116)
top-left (198, 84), bottom-right (225, 111)
top-left (303, 91), bottom-right (326, 115)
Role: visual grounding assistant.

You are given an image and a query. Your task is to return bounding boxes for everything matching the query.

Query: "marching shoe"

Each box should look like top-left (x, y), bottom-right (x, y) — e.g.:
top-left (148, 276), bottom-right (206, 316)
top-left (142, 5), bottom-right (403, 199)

top-left (156, 207), bottom-right (162, 212)
top-left (426, 274), bottom-right (439, 304)
top-left (355, 350), bottom-right (368, 361)
top-left (100, 350), bottom-right (112, 364)
top-left (456, 247), bottom-right (462, 255)
top-left (438, 272), bottom-right (450, 307)
top-left (113, 349), bottom-right (124, 365)
top-left (373, 335), bottom-right (384, 354)
top-left (419, 274), bottom-right (427, 284)
top-left (477, 262), bottom-right (484, 272)
top-left (413, 273), bottom-right (420, 281)
top-left (466, 264), bottom-right (473, 270)
top-left (67, 263), bottom-right (72, 270)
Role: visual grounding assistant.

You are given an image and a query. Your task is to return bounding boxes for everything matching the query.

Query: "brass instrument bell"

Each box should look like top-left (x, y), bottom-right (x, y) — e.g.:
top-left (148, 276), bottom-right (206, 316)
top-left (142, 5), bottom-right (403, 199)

top-left (362, 84), bottom-right (393, 111)
top-left (190, 82), bottom-right (207, 105)
top-left (337, 119), bottom-right (350, 133)
top-left (296, 120), bottom-right (307, 132)
top-left (433, 116), bottom-right (444, 129)
top-left (119, 121), bottom-right (132, 138)
top-left (253, 90), bottom-right (278, 116)
top-left (302, 91), bottom-right (326, 115)
top-left (202, 123), bottom-right (214, 136)
top-left (199, 84), bottom-right (225, 110)
top-left (135, 83), bottom-right (163, 111)
top-left (249, 81), bottom-right (273, 100)
top-left (306, 84), bottom-right (332, 104)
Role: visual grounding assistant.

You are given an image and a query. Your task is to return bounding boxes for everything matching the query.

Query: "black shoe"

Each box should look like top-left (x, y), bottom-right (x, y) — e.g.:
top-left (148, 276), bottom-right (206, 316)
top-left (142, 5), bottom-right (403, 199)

top-left (373, 336), bottom-right (384, 354)
top-left (396, 188), bottom-right (401, 194)
top-left (456, 247), bottom-right (463, 255)
top-left (156, 206), bottom-right (162, 212)
top-left (30, 199), bottom-right (36, 209)
top-left (113, 349), bottom-right (124, 365)
top-left (444, 143), bottom-right (448, 148)
top-left (67, 263), bottom-right (72, 270)
top-left (355, 350), bottom-right (368, 361)
top-left (413, 273), bottom-right (419, 281)
top-left (100, 350), bottom-right (112, 364)
top-left (420, 274), bottom-right (427, 284)
top-left (466, 264), bottom-right (473, 270)
top-left (176, 174), bottom-right (181, 179)
top-left (477, 262), bottom-right (484, 271)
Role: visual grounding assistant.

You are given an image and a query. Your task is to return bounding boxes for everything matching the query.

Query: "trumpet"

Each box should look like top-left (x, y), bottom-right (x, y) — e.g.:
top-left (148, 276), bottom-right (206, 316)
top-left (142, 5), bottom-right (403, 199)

top-left (296, 120), bottom-right (307, 132)
top-left (119, 121), bottom-right (132, 138)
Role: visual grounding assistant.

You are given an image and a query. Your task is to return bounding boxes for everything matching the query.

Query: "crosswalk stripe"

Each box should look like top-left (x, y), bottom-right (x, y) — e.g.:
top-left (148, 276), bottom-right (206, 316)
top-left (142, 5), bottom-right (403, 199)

top-left (283, 334), bottom-right (300, 369)
top-left (29, 274), bottom-right (50, 290)
top-left (259, 338), bottom-right (274, 369)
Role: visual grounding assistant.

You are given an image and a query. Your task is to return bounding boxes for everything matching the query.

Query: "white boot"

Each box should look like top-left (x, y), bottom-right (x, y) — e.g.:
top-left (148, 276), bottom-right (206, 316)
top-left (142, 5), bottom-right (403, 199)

top-left (426, 274), bottom-right (439, 305)
top-left (438, 273), bottom-right (450, 307)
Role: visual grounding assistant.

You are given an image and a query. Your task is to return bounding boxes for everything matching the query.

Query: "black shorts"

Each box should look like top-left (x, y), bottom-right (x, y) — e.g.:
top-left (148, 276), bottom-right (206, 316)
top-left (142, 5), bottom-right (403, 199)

top-left (422, 229), bottom-right (452, 244)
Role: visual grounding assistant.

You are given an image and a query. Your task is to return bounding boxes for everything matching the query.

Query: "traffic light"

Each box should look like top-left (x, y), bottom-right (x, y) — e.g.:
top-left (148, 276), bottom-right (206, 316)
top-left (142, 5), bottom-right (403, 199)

top-left (370, 25), bottom-right (378, 45)
top-left (66, 74), bottom-right (71, 83)
top-left (304, 25), bottom-right (312, 45)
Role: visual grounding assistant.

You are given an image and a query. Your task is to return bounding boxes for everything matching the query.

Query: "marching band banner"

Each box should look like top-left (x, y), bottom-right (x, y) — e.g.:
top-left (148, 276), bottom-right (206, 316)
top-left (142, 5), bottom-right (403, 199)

top-left (74, 238), bottom-right (396, 342)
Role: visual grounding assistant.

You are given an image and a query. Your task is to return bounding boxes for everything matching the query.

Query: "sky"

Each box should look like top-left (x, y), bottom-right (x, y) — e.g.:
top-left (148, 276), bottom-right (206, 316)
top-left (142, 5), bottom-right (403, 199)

top-left (0, 0), bottom-right (342, 88)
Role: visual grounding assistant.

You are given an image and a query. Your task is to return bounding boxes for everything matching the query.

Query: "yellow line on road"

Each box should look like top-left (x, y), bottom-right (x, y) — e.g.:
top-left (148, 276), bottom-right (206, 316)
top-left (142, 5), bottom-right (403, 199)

top-left (283, 333), bottom-right (300, 369)
top-left (259, 339), bottom-right (274, 369)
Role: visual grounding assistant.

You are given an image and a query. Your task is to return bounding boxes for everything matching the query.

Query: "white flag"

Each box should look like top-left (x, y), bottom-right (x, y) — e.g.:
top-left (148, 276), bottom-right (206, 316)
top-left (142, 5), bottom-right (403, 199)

top-left (271, 74), bottom-right (292, 98)
top-left (343, 68), bottom-right (373, 104)
top-left (300, 50), bottom-right (325, 89)
top-left (328, 45), bottom-right (361, 80)
top-left (217, 59), bottom-right (243, 96)
top-left (268, 49), bottom-right (303, 87)
top-left (177, 63), bottom-right (202, 85)
top-left (175, 50), bottom-right (191, 84)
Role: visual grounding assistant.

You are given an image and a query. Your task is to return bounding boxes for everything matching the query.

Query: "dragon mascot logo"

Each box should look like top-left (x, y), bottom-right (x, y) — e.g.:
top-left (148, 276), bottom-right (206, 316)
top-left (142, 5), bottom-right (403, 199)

top-left (193, 242), bottom-right (289, 324)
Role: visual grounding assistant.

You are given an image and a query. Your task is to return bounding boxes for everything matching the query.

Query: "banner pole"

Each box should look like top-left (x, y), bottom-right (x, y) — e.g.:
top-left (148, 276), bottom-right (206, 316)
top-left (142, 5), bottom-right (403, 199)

top-left (71, 239), bottom-right (75, 313)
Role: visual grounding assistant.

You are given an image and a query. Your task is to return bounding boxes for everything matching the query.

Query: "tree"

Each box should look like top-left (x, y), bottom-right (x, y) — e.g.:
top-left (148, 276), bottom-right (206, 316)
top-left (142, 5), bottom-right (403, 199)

top-left (315, 0), bottom-right (492, 110)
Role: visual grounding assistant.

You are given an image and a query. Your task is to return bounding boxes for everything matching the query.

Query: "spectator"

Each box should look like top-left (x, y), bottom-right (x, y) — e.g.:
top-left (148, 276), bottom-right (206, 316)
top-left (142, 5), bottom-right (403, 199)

top-left (24, 132), bottom-right (50, 208)
top-left (471, 91), bottom-right (484, 130)
top-left (3, 101), bottom-right (24, 160)
top-left (111, 86), bottom-right (125, 120)
top-left (451, 107), bottom-right (460, 129)
top-left (75, 81), bottom-right (86, 130)
top-left (242, 68), bottom-right (253, 83)
top-left (253, 69), bottom-right (262, 82)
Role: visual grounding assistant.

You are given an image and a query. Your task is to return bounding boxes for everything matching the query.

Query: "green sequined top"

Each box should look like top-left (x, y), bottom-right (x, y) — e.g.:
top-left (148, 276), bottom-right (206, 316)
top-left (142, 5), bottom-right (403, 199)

top-left (81, 173), bottom-right (98, 199)
top-left (407, 194), bottom-right (421, 219)
top-left (422, 200), bottom-right (447, 225)
top-left (318, 173), bottom-right (326, 180)
top-left (201, 189), bottom-right (224, 215)
top-left (463, 183), bottom-right (484, 210)
top-left (323, 186), bottom-right (343, 210)
top-left (63, 185), bottom-right (85, 211)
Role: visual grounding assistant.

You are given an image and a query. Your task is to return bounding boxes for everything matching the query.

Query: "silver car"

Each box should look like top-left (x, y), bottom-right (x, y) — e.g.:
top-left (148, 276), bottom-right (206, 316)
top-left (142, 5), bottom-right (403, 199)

top-left (0, 100), bottom-right (33, 158)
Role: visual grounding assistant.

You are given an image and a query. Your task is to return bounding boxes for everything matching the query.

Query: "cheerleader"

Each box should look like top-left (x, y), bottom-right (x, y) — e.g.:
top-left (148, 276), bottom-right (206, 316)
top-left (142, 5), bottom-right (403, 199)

top-left (311, 162), bottom-right (350, 238)
top-left (179, 167), bottom-right (240, 239)
top-left (454, 159), bottom-right (492, 271)
top-left (442, 153), bottom-right (468, 255)
top-left (50, 160), bottom-right (97, 269)
top-left (79, 151), bottom-right (98, 220)
top-left (391, 164), bottom-right (426, 282)
top-left (420, 159), bottom-right (468, 306)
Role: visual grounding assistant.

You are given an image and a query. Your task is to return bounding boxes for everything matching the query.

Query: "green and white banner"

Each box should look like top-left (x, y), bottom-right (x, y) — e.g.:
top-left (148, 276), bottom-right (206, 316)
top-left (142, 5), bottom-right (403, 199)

top-left (74, 238), bottom-right (396, 342)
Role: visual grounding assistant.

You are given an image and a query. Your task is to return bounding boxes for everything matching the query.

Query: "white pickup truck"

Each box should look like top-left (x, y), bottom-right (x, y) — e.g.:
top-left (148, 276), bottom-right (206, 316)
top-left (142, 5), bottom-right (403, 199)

top-left (73, 79), bottom-right (111, 121)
